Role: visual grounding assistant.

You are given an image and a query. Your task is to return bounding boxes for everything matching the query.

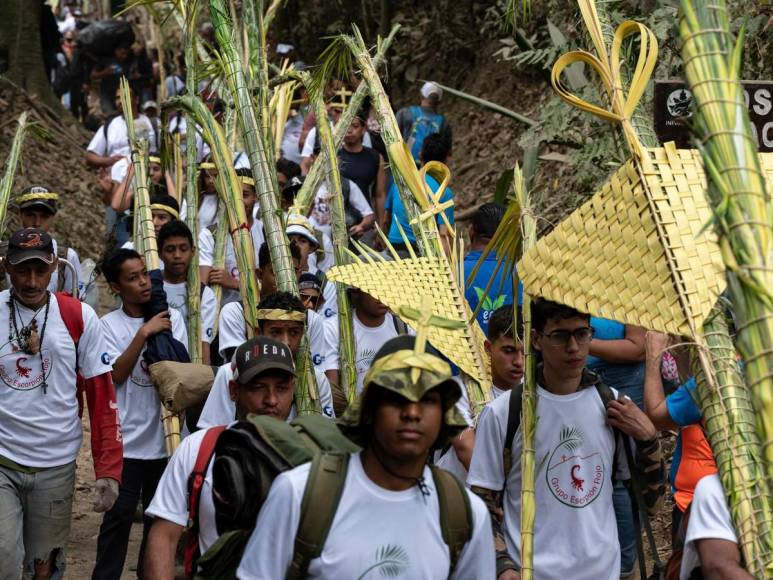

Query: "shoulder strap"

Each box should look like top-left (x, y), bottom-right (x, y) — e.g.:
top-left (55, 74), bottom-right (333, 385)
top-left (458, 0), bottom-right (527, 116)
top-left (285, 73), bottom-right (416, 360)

top-left (391, 314), bottom-right (409, 336)
top-left (184, 425), bottom-right (226, 580)
top-left (503, 384), bottom-right (523, 479)
top-left (287, 453), bottom-right (350, 580)
top-left (341, 178), bottom-right (350, 204)
top-left (430, 466), bottom-right (473, 575)
top-left (55, 292), bottom-right (84, 349)
top-left (56, 245), bottom-right (69, 291)
top-left (594, 382), bottom-right (616, 407)
top-left (102, 114), bottom-right (118, 144)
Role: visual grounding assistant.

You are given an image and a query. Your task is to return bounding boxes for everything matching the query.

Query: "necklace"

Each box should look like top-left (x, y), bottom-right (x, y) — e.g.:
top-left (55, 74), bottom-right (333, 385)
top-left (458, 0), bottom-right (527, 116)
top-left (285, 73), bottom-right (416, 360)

top-left (8, 292), bottom-right (52, 393)
top-left (368, 445), bottom-right (431, 501)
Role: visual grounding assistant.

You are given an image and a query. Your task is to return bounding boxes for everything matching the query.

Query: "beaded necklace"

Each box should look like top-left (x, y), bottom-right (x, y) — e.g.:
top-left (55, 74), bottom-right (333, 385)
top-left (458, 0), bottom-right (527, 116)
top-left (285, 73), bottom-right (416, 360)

top-left (8, 291), bottom-right (51, 393)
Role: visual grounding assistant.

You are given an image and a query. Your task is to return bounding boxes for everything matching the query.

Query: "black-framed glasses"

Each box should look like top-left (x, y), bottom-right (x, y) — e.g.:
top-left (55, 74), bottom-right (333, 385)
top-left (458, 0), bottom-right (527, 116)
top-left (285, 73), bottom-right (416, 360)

top-left (540, 327), bottom-right (594, 347)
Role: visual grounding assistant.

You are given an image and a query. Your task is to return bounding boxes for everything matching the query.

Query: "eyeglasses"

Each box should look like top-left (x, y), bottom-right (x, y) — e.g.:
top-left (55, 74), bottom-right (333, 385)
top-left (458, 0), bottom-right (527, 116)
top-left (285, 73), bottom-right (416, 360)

top-left (539, 327), bottom-right (594, 347)
top-left (64, 37), bottom-right (75, 43)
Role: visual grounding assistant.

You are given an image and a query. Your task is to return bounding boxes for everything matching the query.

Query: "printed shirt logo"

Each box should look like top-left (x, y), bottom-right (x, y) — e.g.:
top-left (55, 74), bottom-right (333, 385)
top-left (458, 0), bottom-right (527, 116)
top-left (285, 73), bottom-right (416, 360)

top-left (130, 358), bottom-right (153, 387)
top-left (473, 287), bottom-right (506, 323)
top-left (357, 545), bottom-right (409, 580)
top-left (101, 352), bottom-right (111, 365)
top-left (546, 426), bottom-right (604, 508)
top-left (0, 350), bottom-right (53, 391)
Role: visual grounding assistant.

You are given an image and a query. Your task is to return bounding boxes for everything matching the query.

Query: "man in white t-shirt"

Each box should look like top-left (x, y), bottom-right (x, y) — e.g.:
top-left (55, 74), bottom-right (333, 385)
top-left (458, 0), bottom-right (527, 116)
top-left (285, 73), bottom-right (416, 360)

top-left (237, 335), bottom-right (495, 579)
top-left (94, 249), bottom-right (189, 580)
top-left (467, 299), bottom-right (664, 580)
top-left (14, 186), bottom-right (83, 295)
top-left (145, 336), bottom-right (297, 578)
top-left (680, 474), bottom-right (750, 580)
top-left (199, 169), bottom-right (264, 305)
top-left (436, 304), bottom-right (525, 480)
top-left (0, 229), bottom-right (121, 580)
top-left (158, 220), bottom-right (217, 364)
top-left (324, 288), bottom-right (406, 412)
top-left (308, 177), bottom-right (375, 240)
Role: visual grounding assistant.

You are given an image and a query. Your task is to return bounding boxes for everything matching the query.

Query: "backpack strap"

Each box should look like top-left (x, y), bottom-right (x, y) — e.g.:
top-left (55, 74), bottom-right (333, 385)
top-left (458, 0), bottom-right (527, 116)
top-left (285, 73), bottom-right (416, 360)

top-left (55, 292), bottom-right (84, 368)
top-left (430, 466), bottom-right (473, 575)
top-left (287, 453), bottom-right (350, 580)
top-left (56, 245), bottom-right (69, 292)
top-left (502, 384), bottom-right (524, 480)
top-left (184, 425), bottom-right (227, 580)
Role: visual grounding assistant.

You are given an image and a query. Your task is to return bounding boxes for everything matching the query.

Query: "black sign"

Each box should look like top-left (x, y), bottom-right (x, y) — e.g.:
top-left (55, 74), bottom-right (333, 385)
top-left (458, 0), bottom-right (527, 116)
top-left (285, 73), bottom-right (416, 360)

top-left (654, 80), bottom-right (773, 152)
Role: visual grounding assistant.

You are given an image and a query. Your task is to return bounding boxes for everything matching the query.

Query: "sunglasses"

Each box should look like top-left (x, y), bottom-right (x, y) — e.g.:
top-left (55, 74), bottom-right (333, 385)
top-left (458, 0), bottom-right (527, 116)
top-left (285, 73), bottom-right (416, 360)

top-left (539, 327), bottom-right (595, 347)
top-left (300, 293), bottom-right (320, 307)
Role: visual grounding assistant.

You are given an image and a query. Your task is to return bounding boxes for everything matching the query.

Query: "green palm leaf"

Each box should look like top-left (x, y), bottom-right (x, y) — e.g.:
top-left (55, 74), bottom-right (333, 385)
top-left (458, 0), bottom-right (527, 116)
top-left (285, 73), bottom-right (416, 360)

top-left (356, 545), bottom-right (410, 580)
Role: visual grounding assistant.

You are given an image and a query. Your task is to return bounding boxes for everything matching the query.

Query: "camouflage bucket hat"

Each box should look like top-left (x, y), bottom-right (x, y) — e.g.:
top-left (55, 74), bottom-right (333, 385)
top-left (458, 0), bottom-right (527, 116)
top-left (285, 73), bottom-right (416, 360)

top-left (338, 336), bottom-right (469, 447)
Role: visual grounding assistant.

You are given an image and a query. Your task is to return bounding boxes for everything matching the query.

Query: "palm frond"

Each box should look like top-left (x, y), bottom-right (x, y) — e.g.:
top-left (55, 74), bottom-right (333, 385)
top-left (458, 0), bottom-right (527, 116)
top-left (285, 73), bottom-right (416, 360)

top-left (0, 112), bottom-right (29, 239)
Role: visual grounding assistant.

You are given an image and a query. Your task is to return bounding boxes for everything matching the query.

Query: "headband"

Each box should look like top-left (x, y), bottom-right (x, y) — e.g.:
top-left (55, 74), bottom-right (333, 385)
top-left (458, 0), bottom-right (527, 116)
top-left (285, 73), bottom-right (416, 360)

top-left (148, 156), bottom-right (162, 164)
top-left (150, 203), bottom-right (180, 219)
top-left (17, 192), bottom-right (59, 203)
top-left (240, 175), bottom-right (255, 186)
top-left (256, 309), bottom-right (306, 322)
top-left (200, 162), bottom-right (217, 170)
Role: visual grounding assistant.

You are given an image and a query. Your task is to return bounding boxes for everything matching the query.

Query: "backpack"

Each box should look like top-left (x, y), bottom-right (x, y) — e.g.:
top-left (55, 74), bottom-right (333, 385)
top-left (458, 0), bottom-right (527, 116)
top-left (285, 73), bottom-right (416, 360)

top-left (55, 292), bottom-right (88, 416)
top-left (407, 105), bottom-right (445, 161)
top-left (187, 415), bottom-right (473, 579)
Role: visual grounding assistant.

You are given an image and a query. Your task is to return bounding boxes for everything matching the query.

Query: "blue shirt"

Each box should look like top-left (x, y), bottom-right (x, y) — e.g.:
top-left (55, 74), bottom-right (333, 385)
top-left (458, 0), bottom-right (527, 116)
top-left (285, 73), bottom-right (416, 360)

top-left (385, 174), bottom-right (454, 244)
top-left (586, 317), bottom-right (626, 369)
top-left (463, 249), bottom-right (522, 336)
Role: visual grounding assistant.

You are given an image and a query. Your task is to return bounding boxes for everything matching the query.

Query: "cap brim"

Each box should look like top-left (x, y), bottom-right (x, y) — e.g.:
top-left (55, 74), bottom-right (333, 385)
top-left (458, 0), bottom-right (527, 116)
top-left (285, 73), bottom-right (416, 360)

top-left (19, 200), bottom-right (56, 213)
top-left (7, 251), bottom-right (55, 265)
top-left (236, 360), bottom-right (296, 385)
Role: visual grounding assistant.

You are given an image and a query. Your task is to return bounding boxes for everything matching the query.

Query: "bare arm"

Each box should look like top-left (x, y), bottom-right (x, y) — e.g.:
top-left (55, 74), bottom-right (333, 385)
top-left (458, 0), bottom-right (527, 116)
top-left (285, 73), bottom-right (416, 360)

top-left (589, 324), bottom-right (646, 364)
top-left (375, 156), bottom-right (387, 227)
top-left (112, 312), bottom-right (171, 384)
top-left (144, 518), bottom-right (184, 580)
top-left (450, 427), bottom-right (475, 470)
top-left (111, 163), bottom-right (134, 212)
top-left (300, 156), bottom-right (313, 175)
top-left (86, 151), bottom-right (123, 169)
top-left (696, 538), bottom-right (753, 580)
top-left (164, 171), bottom-right (177, 200)
top-left (643, 331), bottom-right (677, 431)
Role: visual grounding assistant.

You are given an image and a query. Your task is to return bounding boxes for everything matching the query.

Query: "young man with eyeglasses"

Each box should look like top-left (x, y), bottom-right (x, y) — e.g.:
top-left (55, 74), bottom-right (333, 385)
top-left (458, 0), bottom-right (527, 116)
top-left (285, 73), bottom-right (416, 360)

top-left (298, 272), bottom-right (325, 313)
top-left (467, 298), bottom-right (664, 580)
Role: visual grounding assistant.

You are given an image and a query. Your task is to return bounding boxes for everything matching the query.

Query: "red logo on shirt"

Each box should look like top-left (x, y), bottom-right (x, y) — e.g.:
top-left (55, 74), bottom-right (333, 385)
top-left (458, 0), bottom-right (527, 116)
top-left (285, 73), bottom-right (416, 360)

top-left (0, 350), bottom-right (53, 391)
top-left (546, 426), bottom-right (604, 508)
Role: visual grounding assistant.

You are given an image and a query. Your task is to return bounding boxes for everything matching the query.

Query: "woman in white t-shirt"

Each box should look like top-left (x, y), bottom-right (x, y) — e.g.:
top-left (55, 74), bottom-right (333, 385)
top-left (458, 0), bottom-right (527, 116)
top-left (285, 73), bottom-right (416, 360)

top-left (94, 249), bottom-right (189, 580)
top-left (237, 335), bottom-right (495, 579)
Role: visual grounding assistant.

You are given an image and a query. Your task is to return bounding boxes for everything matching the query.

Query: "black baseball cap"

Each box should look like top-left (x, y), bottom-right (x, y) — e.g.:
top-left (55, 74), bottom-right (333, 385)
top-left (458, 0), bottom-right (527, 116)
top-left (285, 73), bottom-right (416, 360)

top-left (232, 336), bottom-right (296, 385)
top-left (7, 228), bottom-right (55, 265)
top-left (17, 186), bottom-right (58, 215)
top-left (298, 272), bottom-right (322, 293)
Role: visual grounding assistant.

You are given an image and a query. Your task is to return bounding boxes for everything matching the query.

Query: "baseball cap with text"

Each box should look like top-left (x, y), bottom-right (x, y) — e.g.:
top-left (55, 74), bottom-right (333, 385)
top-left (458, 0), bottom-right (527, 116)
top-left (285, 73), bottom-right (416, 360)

top-left (232, 336), bottom-right (296, 385)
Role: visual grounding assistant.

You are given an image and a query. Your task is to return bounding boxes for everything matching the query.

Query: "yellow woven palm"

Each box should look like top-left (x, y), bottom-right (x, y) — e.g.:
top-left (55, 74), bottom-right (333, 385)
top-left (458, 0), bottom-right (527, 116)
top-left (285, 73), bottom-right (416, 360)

top-left (325, 254), bottom-right (489, 386)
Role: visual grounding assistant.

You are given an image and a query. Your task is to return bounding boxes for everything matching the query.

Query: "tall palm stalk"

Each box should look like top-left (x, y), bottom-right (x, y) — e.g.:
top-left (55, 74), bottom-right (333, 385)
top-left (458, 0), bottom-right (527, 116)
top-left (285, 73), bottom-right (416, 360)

top-left (679, 0), bottom-right (773, 495)
top-left (292, 25), bottom-right (399, 215)
top-left (164, 95), bottom-right (260, 334)
top-left (209, 0), bottom-right (319, 414)
top-left (0, 112), bottom-right (29, 238)
top-left (209, 202), bottom-right (228, 335)
top-left (182, 0), bottom-right (202, 363)
top-left (309, 80), bottom-right (358, 406)
top-left (691, 303), bottom-right (773, 576)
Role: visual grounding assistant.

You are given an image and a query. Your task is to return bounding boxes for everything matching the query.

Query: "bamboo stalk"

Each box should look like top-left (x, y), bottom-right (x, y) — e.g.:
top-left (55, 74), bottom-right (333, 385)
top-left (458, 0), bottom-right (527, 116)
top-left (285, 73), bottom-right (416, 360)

top-left (0, 112), bottom-right (29, 239)
top-left (292, 24), bottom-right (399, 215)
top-left (164, 94), bottom-right (261, 334)
top-left (310, 79), bottom-right (358, 405)
top-left (208, 0), bottom-right (320, 414)
top-left (209, 201), bottom-right (228, 336)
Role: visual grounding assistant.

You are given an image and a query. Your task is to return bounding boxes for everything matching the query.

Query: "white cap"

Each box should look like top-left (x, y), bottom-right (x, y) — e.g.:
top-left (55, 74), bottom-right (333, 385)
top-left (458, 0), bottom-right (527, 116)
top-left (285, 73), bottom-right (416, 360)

top-left (142, 100), bottom-right (158, 111)
top-left (420, 81), bottom-right (442, 100)
top-left (286, 215), bottom-right (319, 247)
top-left (276, 43), bottom-right (295, 55)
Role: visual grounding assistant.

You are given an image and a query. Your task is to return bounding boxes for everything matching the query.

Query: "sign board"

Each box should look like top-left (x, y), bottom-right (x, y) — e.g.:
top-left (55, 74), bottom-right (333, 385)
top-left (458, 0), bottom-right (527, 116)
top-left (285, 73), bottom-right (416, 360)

top-left (654, 80), bottom-right (773, 152)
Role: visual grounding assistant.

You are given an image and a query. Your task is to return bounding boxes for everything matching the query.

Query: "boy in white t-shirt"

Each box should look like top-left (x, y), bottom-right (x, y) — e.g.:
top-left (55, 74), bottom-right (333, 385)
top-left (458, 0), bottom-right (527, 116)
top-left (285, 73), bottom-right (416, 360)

top-left (93, 249), bottom-right (189, 580)
top-left (467, 299), bottom-right (664, 580)
top-left (237, 335), bottom-right (495, 579)
top-left (680, 474), bottom-right (750, 580)
top-left (144, 336), bottom-right (297, 578)
top-left (14, 186), bottom-right (83, 295)
top-left (157, 220), bottom-right (217, 364)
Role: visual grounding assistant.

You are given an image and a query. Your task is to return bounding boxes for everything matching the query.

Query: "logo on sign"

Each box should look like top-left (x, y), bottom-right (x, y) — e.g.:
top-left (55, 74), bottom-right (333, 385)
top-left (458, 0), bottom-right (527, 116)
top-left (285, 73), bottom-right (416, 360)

top-left (666, 88), bottom-right (693, 118)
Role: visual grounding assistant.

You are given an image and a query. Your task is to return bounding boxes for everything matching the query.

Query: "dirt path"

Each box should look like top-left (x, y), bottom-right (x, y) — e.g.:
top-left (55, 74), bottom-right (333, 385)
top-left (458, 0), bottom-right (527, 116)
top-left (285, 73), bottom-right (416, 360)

top-left (67, 415), bottom-right (142, 579)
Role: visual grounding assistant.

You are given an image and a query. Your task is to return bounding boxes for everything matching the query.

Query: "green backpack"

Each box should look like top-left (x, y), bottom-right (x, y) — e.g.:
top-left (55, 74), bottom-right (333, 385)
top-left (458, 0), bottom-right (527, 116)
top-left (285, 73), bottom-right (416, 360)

top-left (189, 415), bottom-right (472, 579)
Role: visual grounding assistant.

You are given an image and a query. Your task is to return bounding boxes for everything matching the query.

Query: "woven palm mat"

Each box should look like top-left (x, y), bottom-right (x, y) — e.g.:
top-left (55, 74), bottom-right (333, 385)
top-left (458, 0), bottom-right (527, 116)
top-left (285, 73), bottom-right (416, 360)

top-left (326, 255), bottom-right (489, 385)
top-left (519, 146), bottom-right (773, 336)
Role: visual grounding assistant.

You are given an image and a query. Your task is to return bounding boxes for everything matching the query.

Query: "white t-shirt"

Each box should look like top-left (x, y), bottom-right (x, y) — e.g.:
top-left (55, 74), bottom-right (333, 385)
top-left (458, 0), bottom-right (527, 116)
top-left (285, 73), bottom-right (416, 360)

top-left (308, 179), bottom-right (373, 237)
top-left (216, 303), bottom-right (329, 374)
top-left (323, 312), bottom-right (402, 393)
top-left (198, 194), bottom-right (219, 230)
top-left (198, 219), bottom-right (264, 305)
top-left (196, 363), bottom-right (333, 429)
top-left (101, 308), bottom-right (188, 460)
top-left (163, 281), bottom-right (217, 344)
top-left (236, 452), bottom-right (494, 579)
top-left (319, 281), bottom-right (338, 319)
top-left (0, 291), bottom-right (112, 467)
top-left (680, 474), bottom-right (738, 580)
top-left (50, 239), bottom-right (82, 296)
top-left (165, 74), bottom-right (185, 98)
top-left (281, 114), bottom-right (304, 165)
top-left (167, 114), bottom-right (210, 161)
top-left (301, 127), bottom-right (373, 159)
top-left (467, 385), bottom-right (622, 580)
top-left (88, 114), bottom-right (156, 159)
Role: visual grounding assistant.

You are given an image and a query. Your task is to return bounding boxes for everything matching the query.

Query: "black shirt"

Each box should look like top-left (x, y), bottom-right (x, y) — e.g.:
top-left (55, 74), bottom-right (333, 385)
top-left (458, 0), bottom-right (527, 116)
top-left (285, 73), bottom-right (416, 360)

top-left (338, 146), bottom-right (381, 202)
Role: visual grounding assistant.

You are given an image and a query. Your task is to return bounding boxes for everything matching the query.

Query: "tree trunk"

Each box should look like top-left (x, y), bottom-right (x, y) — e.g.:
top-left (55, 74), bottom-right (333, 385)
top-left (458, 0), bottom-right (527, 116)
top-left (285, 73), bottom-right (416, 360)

top-left (0, 0), bottom-right (66, 111)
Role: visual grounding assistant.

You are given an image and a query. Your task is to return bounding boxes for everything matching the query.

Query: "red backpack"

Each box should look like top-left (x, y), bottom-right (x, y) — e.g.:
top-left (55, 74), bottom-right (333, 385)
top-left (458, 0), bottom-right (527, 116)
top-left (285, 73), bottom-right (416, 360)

top-left (54, 292), bottom-right (86, 414)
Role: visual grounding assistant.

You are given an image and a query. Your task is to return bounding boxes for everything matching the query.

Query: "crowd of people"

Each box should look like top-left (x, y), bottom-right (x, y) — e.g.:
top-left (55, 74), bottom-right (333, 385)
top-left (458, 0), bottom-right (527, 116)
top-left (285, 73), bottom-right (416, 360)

top-left (0, 3), bottom-right (755, 580)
